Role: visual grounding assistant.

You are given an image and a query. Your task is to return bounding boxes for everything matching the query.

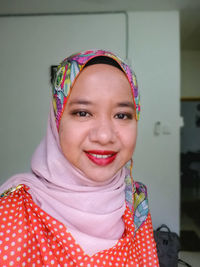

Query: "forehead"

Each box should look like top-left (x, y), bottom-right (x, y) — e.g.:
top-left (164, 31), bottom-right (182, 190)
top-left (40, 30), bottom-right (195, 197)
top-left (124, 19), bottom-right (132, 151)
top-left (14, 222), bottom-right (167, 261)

top-left (68, 64), bottom-right (133, 101)
top-left (75, 63), bottom-right (130, 86)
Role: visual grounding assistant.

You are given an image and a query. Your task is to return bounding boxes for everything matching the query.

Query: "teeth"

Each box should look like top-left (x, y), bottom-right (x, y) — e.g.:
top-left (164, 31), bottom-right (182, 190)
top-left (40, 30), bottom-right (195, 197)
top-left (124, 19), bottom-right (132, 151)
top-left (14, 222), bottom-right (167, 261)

top-left (89, 153), bottom-right (112, 159)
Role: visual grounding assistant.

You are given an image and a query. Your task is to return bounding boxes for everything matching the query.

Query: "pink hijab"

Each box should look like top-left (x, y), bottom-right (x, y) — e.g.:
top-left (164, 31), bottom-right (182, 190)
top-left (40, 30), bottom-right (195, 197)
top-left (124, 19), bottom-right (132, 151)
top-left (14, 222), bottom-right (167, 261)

top-left (0, 49), bottom-right (140, 256)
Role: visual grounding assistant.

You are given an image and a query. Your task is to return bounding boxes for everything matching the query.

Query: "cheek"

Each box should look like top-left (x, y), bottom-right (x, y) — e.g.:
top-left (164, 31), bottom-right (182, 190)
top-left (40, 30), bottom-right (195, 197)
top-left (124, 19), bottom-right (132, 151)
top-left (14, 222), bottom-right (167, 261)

top-left (59, 121), bottom-right (88, 155)
top-left (59, 122), bottom-right (74, 155)
top-left (121, 124), bottom-right (137, 154)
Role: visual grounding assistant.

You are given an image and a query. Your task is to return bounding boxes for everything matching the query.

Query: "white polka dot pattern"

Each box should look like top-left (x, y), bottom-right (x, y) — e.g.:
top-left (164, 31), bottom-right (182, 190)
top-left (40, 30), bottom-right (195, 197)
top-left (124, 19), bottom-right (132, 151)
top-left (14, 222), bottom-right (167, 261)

top-left (0, 185), bottom-right (159, 266)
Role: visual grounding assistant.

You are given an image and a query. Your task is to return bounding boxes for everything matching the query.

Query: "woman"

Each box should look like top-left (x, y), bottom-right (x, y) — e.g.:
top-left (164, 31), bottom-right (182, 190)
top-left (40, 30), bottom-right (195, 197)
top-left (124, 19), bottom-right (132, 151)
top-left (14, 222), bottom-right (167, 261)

top-left (0, 49), bottom-right (158, 266)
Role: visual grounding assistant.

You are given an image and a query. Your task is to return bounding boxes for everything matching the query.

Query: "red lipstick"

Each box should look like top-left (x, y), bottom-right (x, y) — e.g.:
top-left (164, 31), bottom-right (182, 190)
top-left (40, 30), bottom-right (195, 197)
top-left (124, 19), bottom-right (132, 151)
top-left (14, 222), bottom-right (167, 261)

top-left (85, 150), bottom-right (117, 166)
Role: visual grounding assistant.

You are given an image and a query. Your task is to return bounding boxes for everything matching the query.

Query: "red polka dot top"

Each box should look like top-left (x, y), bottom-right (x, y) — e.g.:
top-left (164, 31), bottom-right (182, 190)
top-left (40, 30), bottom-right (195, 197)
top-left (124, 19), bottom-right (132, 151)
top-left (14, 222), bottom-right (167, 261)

top-left (0, 185), bottom-right (159, 266)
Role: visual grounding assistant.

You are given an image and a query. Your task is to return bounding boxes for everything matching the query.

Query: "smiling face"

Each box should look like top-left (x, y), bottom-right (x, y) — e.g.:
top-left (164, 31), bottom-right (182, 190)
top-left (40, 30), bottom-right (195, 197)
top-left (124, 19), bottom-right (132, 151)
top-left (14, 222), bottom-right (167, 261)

top-left (59, 64), bottom-right (137, 182)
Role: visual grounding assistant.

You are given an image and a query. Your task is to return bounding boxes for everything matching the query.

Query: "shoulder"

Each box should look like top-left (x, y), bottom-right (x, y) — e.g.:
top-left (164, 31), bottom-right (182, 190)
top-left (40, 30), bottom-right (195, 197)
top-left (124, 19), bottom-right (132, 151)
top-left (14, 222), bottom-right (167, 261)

top-left (0, 185), bottom-right (34, 262)
top-left (0, 184), bottom-right (23, 198)
top-left (0, 184), bottom-right (29, 211)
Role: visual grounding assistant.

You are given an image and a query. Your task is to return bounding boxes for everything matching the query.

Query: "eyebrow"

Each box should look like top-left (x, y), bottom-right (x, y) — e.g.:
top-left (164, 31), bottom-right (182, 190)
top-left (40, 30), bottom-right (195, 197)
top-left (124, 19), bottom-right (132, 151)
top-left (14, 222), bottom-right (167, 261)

top-left (68, 99), bottom-right (93, 106)
top-left (68, 99), bottom-right (135, 110)
top-left (116, 101), bottom-right (135, 110)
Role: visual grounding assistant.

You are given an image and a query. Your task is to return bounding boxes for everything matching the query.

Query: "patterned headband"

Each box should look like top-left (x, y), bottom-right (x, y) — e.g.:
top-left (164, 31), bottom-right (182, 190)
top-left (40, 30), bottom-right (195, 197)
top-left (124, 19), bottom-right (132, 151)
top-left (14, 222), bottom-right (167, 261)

top-left (52, 49), bottom-right (140, 130)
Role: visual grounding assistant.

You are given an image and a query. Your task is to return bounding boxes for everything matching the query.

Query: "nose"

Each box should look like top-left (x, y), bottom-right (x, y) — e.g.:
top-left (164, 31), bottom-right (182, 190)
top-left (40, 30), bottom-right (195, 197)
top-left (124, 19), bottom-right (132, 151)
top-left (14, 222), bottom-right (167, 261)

top-left (89, 118), bottom-right (116, 145)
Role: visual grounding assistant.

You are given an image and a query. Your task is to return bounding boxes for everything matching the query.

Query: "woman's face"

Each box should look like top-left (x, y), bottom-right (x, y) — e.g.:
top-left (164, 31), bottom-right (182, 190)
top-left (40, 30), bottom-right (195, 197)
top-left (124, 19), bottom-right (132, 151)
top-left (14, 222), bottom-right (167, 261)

top-left (59, 64), bottom-right (137, 182)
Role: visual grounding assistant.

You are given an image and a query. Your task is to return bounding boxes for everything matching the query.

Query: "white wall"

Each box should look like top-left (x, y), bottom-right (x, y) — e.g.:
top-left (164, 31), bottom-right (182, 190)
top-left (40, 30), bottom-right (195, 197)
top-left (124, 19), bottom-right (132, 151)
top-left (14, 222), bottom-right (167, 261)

top-left (0, 14), bottom-right (126, 183)
top-left (181, 50), bottom-right (200, 98)
top-left (128, 12), bottom-right (180, 233)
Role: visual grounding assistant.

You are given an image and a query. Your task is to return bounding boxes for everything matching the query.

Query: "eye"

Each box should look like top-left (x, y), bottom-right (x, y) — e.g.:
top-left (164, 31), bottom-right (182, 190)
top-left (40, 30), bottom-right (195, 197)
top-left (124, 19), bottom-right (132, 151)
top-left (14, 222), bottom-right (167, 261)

top-left (78, 111), bottom-right (90, 117)
top-left (115, 113), bottom-right (133, 120)
top-left (72, 110), bottom-right (91, 117)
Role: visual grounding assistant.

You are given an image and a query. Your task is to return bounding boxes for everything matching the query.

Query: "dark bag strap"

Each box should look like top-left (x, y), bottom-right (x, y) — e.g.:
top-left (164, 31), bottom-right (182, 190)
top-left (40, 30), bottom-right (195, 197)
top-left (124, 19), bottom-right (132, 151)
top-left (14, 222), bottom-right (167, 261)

top-left (178, 259), bottom-right (192, 267)
top-left (156, 224), bottom-right (171, 233)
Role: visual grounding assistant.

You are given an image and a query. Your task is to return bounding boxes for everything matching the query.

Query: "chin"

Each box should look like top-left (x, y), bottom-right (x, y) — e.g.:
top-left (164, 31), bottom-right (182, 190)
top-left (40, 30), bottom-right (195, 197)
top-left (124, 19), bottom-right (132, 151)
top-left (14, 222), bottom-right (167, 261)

top-left (86, 169), bottom-right (121, 183)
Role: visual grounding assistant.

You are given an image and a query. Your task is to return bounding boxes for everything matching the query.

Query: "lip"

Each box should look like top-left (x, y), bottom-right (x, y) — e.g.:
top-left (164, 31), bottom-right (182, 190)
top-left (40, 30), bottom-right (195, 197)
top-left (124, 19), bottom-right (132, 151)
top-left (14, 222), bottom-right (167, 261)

top-left (84, 150), bottom-right (118, 166)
